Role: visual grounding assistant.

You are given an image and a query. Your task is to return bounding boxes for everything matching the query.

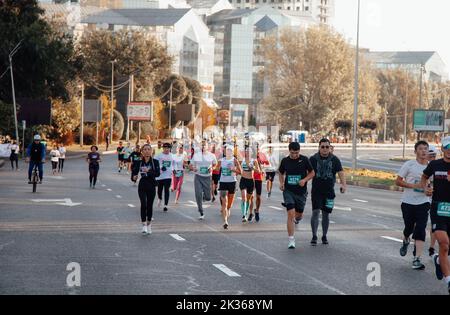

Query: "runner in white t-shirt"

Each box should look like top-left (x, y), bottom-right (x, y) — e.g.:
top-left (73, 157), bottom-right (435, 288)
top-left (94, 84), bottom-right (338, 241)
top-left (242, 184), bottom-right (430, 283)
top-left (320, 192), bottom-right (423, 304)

top-left (190, 141), bottom-right (217, 219)
top-left (171, 145), bottom-right (188, 204)
top-left (49, 145), bottom-right (61, 175)
top-left (58, 144), bottom-right (66, 173)
top-left (154, 143), bottom-right (175, 212)
top-left (395, 141), bottom-right (430, 270)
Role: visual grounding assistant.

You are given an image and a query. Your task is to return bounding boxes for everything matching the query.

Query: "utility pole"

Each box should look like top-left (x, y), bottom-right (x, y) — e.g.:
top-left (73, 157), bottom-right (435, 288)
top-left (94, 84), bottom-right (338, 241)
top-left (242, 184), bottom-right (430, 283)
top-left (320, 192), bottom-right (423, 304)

top-left (110, 60), bottom-right (115, 143)
top-left (169, 81), bottom-right (173, 135)
top-left (384, 102), bottom-right (387, 143)
top-left (402, 72), bottom-right (409, 159)
top-left (80, 83), bottom-right (84, 147)
top-left (9, 41), bottom-right (22, 143)
top-left (351, 0), bottom-right (361, 170)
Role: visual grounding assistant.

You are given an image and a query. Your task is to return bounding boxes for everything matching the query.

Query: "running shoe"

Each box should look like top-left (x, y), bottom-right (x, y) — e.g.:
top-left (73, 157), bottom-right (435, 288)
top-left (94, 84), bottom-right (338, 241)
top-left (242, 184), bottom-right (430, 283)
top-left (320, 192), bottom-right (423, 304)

top-left (255, 212), bottom-right (260, 222)
top-left (311, 236), bottom-right (318, 246)
top-left (429, 247), bottom-right (435, 257)
top-left (142, 225), bottom-right (148, 234)
top-left (268, 191), bottom-right (271, 198)
top-left (321, 236), bottom-right (329, 245)
top-left (248, 213), bottom-right (253, 222)
top-left (400, 240), bottom-right (409, 257)
top-left (163, 207), bottom-right (168, 212)
top-left (147, 225), bottom-right (152, 234)
top-left (199, 214), bottom-right (205, 220)
top-left (433, 255), bottom-right (444, 280)
top-left (242, 216), bottom-right (247, 222)
top-left (412, 258), bottom-right (425, 270)
top-left (223, 222), bottom-right (229, 229)
top-left (288, 238), bottom-right (295, 249)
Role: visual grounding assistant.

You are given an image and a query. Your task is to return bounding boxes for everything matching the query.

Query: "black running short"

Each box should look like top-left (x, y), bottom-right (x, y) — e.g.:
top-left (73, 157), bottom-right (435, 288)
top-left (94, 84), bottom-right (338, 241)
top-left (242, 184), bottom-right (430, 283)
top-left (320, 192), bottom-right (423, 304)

top-left (283, 190), bottom-right (307, 214)
top-left (212, 173), bottom-right (220, 185)
top-left (265, 171), bottom-right (276, 182)
top-left (118, 154), bottom-right (125, 161)
top-left (219, 181), bottom-right (236, 194)
top-left (239, 177), bottom-right (255, 194)
top-left (430, 202), bottom-right (450, 235)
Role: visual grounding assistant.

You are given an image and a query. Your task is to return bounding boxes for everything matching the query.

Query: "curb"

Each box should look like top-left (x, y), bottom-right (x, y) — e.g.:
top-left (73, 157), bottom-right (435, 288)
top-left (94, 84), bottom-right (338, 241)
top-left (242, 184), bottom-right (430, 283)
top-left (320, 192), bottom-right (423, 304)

top-left (346, 180), bottom-right (403, 192)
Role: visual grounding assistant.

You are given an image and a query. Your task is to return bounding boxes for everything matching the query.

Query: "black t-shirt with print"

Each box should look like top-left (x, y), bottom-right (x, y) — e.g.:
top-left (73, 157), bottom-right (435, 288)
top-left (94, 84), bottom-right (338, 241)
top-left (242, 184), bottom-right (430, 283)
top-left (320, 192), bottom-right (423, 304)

top-left (129, 151), bottom-right (142, 163)
top-left (278, 155), bottom-right (313, 195)
top-left (423, 158), bottom-right (450, 203)
top-left (310, 154), bottom-right (343, 195)
top-left (116, 146), bottom-right (124, 156)
top-left (87, 152), bottom-right (101, 166)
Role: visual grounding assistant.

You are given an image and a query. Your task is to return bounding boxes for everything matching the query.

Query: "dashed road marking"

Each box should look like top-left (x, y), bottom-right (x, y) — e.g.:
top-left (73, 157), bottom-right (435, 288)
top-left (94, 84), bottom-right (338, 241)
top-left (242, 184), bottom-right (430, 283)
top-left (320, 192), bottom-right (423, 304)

top-left (127, 204), bottom-right (135, 208)
top-left (106, 188), bottom-right (112, 191)
top-left (334, 206), bottom-right (352, 211)
top-left (269, 206), bottom-right (283, 211)
top-left (170, 234), bottom-right (186, 241)
top-left (381, 236), bottom-right (403, 243)
top-left (116, 195), bottom-right (122, 199)
top-left (213, 264), bottom-right (241, 277)
top-left (353, 199), bottom-right (368, 203)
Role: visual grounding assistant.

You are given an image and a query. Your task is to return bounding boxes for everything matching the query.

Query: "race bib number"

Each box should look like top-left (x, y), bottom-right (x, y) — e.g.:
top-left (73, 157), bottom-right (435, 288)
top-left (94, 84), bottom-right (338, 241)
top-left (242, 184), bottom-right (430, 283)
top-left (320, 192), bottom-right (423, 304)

top-left (162, 160), bottom-right (171, 168)
top-left (199, 166), bottom-right (209, 175)
top-left (222, 168), bottom-right (232, 176)
top-left (437, 202), bottom-right (450, 217)
top-left (287, 175), bottom-right (301, 185)
top-left (413, 180), bottom-right (424, 193)
top-left (175, 170), bottom-right (184, 178)
top-left (325, 199), bottom-right (335, 209)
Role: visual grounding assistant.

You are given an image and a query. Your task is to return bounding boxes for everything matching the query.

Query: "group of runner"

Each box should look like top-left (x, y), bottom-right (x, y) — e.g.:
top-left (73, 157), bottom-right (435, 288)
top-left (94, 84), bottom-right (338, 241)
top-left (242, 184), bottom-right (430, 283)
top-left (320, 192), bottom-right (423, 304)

top-left (396, 136), bottom-right (450, 294)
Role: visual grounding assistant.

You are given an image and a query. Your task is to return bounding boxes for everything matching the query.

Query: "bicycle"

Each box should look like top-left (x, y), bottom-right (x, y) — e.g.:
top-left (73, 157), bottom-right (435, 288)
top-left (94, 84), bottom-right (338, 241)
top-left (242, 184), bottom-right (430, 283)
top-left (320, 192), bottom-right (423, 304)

top-left (30, 164), bottom-right (39, 193)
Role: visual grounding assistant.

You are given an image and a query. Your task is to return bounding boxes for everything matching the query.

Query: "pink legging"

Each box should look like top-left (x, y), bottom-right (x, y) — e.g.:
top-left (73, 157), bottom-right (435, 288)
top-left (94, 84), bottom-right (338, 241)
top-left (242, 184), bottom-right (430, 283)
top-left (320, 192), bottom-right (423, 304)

top-left (172, 173), bottom-right (184, 200)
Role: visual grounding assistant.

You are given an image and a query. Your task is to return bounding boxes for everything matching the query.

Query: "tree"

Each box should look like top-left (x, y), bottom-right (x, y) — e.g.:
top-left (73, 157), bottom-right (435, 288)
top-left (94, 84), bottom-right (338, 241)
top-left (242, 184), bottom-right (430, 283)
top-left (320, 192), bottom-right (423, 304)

top-left (0, 0), bottom-right (79, 102)
top-left (377, 69), bottom-right (420, 140)
top-left (76, 29), bottom-right (173, 101)
top-left (260, 26), bottom-right (380, 134)
top-left (51, 98), bottom-right (80, 143)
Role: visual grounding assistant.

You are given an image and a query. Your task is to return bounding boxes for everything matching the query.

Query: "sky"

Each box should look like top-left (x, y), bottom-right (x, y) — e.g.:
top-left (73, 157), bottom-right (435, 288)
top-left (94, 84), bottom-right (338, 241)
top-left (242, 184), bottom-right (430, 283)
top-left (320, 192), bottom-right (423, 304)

top-left (332, 0), bottom-right (450, 79)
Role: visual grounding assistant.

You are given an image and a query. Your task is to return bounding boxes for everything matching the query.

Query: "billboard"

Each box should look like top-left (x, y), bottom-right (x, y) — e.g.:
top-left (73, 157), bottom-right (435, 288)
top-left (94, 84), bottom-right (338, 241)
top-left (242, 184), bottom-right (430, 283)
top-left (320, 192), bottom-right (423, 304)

top-left (84, 99), bottom-right (102, 122)
top-left (127, 102), bottom-right (152, 121)
top-left (413, 110), bottom-right (445, 132)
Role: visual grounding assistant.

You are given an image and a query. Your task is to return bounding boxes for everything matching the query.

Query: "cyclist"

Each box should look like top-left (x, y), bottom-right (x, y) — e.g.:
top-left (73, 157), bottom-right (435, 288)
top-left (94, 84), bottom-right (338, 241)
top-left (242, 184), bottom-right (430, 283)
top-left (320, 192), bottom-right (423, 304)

top-left (26, 135), bottom-right (46, 184)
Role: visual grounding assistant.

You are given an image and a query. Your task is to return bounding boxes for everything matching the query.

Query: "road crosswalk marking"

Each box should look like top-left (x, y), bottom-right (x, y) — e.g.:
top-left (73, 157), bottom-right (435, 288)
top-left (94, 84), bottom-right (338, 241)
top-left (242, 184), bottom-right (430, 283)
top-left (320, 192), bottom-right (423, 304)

top-left (213, 264), bottom-right (240, 277)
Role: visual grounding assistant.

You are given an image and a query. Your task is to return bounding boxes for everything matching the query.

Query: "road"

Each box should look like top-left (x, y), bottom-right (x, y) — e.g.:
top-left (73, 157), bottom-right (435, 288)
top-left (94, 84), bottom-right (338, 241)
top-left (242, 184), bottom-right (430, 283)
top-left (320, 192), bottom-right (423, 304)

top-left (0, 153), bottom-right (447, 295)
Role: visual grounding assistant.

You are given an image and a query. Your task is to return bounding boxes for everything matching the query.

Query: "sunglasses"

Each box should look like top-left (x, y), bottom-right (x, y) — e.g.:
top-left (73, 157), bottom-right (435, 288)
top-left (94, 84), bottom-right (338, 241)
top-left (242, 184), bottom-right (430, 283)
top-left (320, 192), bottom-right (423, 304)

top-left (320, 146), bottom-right (330, 149)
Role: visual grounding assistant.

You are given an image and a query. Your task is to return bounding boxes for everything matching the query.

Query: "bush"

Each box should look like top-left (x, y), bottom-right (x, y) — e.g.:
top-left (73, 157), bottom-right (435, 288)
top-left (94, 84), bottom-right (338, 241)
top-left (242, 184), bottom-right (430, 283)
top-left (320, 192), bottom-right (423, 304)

top-left (359, 120), bottom-right (377, 130)
top-left (74, 125), bottom-right (97, 145)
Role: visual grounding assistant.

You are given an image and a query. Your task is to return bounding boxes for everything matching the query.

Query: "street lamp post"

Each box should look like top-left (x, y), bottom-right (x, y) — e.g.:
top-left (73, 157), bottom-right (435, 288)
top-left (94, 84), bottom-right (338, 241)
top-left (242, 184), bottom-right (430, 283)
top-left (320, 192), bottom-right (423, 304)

top-left (351, 0), bottom-right (361, 170)
top-left (402, 71), bottom-right (409, 159)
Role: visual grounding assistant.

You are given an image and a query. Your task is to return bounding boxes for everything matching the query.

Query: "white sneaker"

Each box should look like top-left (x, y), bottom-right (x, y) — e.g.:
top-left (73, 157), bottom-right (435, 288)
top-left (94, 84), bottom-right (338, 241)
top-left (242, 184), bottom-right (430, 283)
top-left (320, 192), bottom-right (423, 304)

top-left (147, 225), bottom-right (152, 234)
top-left (142, 225), bottom-right (148, 234)
top-left (288, 238), bottom-right (296, 249)
top-left (199, 214), bottom-right (205, 220)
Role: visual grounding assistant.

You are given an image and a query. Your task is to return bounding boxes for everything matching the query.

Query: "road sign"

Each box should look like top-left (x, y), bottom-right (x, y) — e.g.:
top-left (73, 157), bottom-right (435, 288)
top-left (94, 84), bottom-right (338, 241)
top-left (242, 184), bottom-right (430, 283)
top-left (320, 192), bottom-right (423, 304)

top-left (84, 99), bottom-right (102, 122)
top-left (127, 102), bottom-right (152, 121)
top-left (413, 109), bottom-right (445, 131)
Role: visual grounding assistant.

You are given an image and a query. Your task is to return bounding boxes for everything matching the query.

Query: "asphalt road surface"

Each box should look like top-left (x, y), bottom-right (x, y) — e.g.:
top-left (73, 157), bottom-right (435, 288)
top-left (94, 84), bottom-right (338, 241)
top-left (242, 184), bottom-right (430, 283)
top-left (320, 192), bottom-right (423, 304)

top-left (0, 153), bottom-right (447, 295)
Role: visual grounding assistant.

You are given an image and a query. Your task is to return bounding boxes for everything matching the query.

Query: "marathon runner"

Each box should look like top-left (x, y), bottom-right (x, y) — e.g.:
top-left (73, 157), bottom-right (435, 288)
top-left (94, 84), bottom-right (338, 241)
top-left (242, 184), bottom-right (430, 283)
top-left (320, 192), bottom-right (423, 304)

top-left (155, 142), bottom-right (174, 212)
top-left (421, 136), bottom-right (450, 294)
top-left (121, 142), bottom-right (133, 174)
top-left (190, 140), bottom-right (217, 219)
top-left (132, 144), bottom-right (160, 235)
top-left (396, 141), bottom-right (430, 270)
top-left (86, 145), bottom-right (101, 189)
top-left (129, 145), bottom-right (142, 185)
top-left (211, 143), bottom-right (221, 203)
top-left (427, 145), bottom-right (439, 256)
top-left (239, 148), bottom-right (260, 222)
top-left (116, 141), bottom-right (125, 172)
top-left (217, 145), bottom-right (242, 229)
top-left (264, 146), bottom-right (278, 198)
top-left (309, 139), bottom-right (346, 246)
top-left (278, 142), bottom-right (315, 249)
top-left (249, 149), bottom-right (263, 222)
top-left (172, 144), bottom-right (188, 205)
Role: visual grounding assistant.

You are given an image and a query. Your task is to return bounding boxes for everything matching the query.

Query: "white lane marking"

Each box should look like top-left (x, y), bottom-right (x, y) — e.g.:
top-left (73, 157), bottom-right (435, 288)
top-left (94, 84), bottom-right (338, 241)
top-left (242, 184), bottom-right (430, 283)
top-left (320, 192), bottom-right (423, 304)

top-left (115, 195), bottom-right (122, 199)
top-left (353, 199), bottom-right (368, 203)
top-left (334, 206), bottom-right (352, 211)
top-left (381, 236), bottom-right (403, 243)
top-left (213, 264), bottom-right (241, 277)
top-left (170, 234), bottom-right (186, 241)
top-left (189, 201), bottom-right (197, 204)
top-left (128, 204), bottom-right (135, 208)
top-left (107, 188), bottom-right (112, 191)
top-left (269, 206), bottom-right (283, 211)
top-left (101, 184), bottom-right (106, 187)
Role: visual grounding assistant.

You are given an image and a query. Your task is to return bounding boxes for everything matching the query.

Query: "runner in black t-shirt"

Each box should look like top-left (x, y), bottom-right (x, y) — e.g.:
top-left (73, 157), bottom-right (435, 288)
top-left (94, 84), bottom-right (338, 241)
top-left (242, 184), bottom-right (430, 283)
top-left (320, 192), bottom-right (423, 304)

top-left (129, 145), bottom-right (142, 184)
top-left (421, 136), bottom-right (450, 295)
top-left (116, 141), bottom-right (124, 172)
top-left (278, 142), bottom-right (315, 249)
top-left (86, 145), bottom-right (101, 189)
top-left (309, 139), bottom-right (346, 246)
